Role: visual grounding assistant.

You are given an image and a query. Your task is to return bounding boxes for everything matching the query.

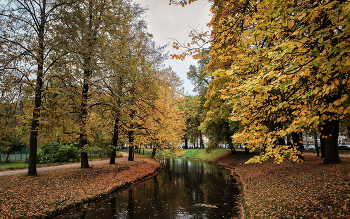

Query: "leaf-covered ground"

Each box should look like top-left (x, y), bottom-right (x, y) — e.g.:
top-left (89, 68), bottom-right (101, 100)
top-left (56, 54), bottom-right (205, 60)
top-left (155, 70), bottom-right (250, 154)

top-left (0, 155), bottom-right (160, 218)
top-left (212, 151), bottom-right (350, 218)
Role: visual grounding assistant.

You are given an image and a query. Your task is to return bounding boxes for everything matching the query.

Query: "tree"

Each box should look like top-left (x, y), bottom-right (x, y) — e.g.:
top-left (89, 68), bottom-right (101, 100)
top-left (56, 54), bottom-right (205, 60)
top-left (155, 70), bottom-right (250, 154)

top-left (173, 0), bottom-right (349, 164)
top-left (0, 0), bottom-right (74, 175)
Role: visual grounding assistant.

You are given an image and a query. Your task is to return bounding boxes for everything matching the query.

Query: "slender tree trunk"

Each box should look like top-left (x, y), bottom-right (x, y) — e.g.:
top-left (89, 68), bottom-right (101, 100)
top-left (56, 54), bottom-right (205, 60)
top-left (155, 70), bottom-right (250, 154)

top-left (229, 142), bottom-right (236, 154)
top-left (110, 115), bottom-right (120, 164)
top-left (28, 2), bottom-right (46, 176)
top-left (6, 152), bottom-right (10, 163)
top-left (128, 129), bottom-right (134, 161)
top-left (184, 138), bottom-right (188, 149)
top-left (151, 146), bottom-right (157, 159)
top-left (292, 132), bottom-right (304, 161)
top-left (314, 134), bottom-right (320, 157)
top-left (320, 124), bottom-right (326, 158)
top-left (287, 135), bottom-right (293, 148)
top-left (323, 119), bottom-right (341, 164)
top-left (278, 137), bottom-right (286, 146)
top-left (199, 130), bottom-right (204, 149)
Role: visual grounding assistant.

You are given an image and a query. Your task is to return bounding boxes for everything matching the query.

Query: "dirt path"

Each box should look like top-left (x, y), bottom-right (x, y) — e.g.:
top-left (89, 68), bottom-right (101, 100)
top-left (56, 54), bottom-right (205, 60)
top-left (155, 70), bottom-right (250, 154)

top-left (0, 152), bottom-right (129, 177)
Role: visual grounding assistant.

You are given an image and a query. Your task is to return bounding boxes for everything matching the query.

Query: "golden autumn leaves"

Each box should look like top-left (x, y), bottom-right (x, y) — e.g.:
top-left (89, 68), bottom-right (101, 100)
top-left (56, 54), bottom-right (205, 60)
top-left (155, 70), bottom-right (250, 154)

top-left (174, 0), bottom-right (350, 164)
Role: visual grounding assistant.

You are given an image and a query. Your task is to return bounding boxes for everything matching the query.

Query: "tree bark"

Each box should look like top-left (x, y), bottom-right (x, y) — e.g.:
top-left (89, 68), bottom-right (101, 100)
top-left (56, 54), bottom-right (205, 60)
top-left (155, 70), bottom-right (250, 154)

top-left (320, 124), bottom-right (326, 158)
top-left (151, 146), bottom-right (157, 159)
top-left (291, 132), bottom-right (304, 161)
top-left (199, 130), bottom-right (204, 148)
top-left (110, 115), bottom-right (120, 164)
top-left (184, 138), bottom-right (188, 149)
top-left (314, 134), bottom-right (320, 157)
top-left (79, 58), bottom-right (91, 168)
top-left (28, 1), bottom-right (46, 176)
top-left (128, 129), bottom-right (134, 161)
top-left (323, 119), bottom-right (341, 164)
top-left (278, 137), bottom-right (285, 146)
top-left (229, 141), bottom-right (236, 154)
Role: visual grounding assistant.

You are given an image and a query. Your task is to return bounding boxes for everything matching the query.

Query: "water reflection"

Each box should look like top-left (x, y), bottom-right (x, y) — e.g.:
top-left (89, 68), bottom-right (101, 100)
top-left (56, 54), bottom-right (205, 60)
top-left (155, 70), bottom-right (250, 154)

top-left (55, 158), bottom-right (240, 218)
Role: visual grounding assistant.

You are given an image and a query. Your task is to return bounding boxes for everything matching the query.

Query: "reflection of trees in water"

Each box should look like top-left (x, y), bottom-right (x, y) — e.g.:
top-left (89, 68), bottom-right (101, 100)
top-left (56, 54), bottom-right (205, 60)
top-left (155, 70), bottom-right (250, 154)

top-left (127, 189), bottom-right (134, 219)
top-left (70, 158), bottom-right (239, 218)
top-left (110, 197), bottom-right (116, 217)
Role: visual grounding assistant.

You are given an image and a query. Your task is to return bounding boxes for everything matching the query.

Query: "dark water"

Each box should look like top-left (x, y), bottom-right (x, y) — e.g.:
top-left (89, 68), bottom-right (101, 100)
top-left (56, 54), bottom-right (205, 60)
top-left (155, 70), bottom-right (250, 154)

top-left (56, 158), bottom-right (240, 219)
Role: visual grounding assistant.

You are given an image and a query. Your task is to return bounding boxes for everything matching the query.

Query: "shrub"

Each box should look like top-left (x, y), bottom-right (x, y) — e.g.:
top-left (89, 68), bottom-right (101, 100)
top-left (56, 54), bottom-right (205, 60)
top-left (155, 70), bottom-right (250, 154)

top-left (26, 141), bottom-right (80, 164)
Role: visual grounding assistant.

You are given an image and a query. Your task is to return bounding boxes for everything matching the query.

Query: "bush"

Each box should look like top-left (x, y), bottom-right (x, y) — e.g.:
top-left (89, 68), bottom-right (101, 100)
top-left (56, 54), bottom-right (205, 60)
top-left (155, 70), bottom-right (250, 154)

top-left (26, 141), bottom-right (80, 164)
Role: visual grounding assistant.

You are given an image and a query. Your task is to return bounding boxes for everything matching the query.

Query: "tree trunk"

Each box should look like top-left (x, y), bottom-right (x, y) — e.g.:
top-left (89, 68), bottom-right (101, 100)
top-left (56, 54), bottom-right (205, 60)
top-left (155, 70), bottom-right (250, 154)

top-left (291, 132), bottom-right (304, 161)
top-left (6, 152), bottom-right (10, 163)
top-left (229, 142), bottom-right (236, 154)
top-left (28, 2), bottom-right (46, 176)
top-left (128, 129), bottom-right (134, 161)
top-left (314, 134), bottom-right (320, 157)
top-left (110, 115), bottom-right (119, 164)
top-left (79, 58), bottom-right (91, 168)
top-left (320, 124), bottom-right (326, 158)
top-left (245, 147), bottom-right (250, 155)
top-left (184, 138), bottom-right (188, 149)
top-left (323, 119), bottom-right (341, 164)
top-left (151, 146), bottom-right (157, 159)
top-left (278, 137), bottom-right (285, 146)
top-left (199, 130), bottom-right (204, 149)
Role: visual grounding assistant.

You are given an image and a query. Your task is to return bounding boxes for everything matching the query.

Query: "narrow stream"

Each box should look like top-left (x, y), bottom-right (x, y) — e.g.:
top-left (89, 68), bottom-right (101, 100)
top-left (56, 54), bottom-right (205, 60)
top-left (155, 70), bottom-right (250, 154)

top-left (55, 157), bottom-right (240, 218)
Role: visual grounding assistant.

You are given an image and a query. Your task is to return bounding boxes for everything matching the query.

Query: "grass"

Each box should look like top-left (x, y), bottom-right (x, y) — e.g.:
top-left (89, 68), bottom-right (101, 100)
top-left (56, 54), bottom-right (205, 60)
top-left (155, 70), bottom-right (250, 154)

top-left (0, 152), bottom-right (122, 171)
top-left (179, 148), bottom-right (230, 161)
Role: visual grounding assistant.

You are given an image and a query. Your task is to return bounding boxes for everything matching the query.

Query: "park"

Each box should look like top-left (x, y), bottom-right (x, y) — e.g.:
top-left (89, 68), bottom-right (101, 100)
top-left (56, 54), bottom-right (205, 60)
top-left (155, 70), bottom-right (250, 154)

top-left (1, 0), bottom-right (350, 218)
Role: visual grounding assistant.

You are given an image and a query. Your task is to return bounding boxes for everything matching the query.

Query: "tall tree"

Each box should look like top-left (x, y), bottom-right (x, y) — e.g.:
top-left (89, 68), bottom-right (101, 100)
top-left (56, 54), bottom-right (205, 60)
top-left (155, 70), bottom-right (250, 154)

top-left (0, 0), bottom-right (73, 175)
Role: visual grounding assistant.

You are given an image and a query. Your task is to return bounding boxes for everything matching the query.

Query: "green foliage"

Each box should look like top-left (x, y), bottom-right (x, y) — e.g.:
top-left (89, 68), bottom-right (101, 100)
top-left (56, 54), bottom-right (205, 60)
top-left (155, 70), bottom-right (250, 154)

top-left (0, 130), bottom-right (28, 162)
top-left (26, 141), bottom-right (80, 164)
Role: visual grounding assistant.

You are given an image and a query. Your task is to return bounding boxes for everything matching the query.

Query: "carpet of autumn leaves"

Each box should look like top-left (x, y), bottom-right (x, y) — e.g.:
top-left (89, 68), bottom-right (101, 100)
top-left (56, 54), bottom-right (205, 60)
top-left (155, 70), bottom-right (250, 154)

top-left (0, 155), bottom-right (160, 218)
top-left (212, 151), bottom-right (350, 218)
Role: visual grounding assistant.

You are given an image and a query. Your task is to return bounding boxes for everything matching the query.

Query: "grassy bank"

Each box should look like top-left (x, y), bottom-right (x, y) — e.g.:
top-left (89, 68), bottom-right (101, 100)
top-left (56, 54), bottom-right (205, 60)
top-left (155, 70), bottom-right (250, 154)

top-left (212, 151), bottom-right (350, 218)
top-left (0, 154), bottom-right (159, 218)
top-left (179, 148), bottom-right (230, 161)
top-left (0, 153), bottom-right (122, 171)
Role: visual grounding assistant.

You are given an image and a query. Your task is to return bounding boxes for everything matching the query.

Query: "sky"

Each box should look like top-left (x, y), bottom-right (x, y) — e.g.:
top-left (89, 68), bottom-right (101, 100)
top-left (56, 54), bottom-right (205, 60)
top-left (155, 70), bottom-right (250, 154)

top-left (132, 0), bottom-right (212, 95)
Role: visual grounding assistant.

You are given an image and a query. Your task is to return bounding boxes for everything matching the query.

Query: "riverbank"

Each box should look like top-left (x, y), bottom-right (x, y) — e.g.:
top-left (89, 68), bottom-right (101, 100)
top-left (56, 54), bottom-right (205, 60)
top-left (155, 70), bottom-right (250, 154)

top-left (0, 154), bottom-right (160, 218)
top-left (211, 151), bottom-right (350, 218)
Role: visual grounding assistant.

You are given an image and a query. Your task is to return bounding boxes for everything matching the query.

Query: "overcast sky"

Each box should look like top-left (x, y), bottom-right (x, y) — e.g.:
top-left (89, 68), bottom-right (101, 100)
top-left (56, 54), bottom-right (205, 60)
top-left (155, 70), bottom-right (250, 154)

top-left (132, 0), bottom-right (212, 95)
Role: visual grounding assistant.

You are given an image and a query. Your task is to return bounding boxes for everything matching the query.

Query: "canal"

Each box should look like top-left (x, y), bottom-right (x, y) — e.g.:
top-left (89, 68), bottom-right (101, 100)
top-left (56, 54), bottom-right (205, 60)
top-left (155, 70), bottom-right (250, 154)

top-left (55, 157), bottom-right (241, 218)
